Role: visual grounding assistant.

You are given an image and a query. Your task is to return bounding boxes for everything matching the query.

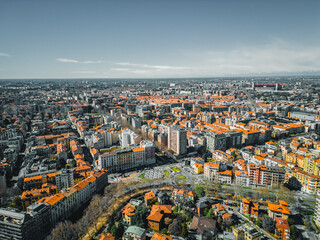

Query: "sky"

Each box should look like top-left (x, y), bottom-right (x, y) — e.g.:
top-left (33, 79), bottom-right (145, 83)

top-left (0, 0), bottom-right (320, 79)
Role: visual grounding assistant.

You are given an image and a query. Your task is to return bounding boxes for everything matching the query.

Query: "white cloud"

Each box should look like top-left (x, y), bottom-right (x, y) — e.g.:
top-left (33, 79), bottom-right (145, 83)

top-left (0, 52), bottom-right (11, 57)
top-left (57, 58), bottom-right (102, 64)
top-left (110, 68), bottom-right (131, 71)
top-left (116, 62), bottom-right (189, 70)
top-left (57, 58), bottom-right (79, 63)
top-left (83, 60), bottom-right (102, 64)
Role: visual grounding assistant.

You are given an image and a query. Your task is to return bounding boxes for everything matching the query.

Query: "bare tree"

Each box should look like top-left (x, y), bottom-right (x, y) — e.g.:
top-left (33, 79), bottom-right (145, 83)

top-left (51, 221), bottom-right (77, 240)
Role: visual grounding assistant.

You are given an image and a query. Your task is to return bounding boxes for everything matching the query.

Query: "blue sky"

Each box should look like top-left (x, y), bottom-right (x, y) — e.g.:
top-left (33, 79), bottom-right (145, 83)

top-left (0, 0), bottom-right (320, 78)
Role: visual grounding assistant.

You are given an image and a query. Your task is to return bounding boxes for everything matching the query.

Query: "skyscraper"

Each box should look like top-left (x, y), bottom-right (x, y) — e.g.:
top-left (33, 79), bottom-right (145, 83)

top-left (168, 125), bottom-right (187, 155)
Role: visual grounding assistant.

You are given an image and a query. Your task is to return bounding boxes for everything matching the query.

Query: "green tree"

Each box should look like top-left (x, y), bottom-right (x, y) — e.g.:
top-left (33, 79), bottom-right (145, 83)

top-left (205, 208), bottom-right (214, 219)
top-left (161, 228), bottom-right (168, 234)
top-left (202, 154), bottom-right (208, 162)
top-left (195, 185), bottom-right (205, 198)
top-left (71, 159), bottom-right (77, 167)
top-left (181, 223), bottom-right (188, 238)
top-left (232, 153), bottom-right (237, 161)
top-left (203, 208), bottom-right (209, 216)
top-left (110, 222), bottom-right (124, 239)
top-left (304, 219), bottom-right (310, 230)
top-left (116, 222), bottom-right (124, 239)
top-left (110, 225), bottom-right (117, 236)
top-left (173, 206), bottom-right (179, 213)
top-left (255, 219), bottom-right (261, 227)
top-left (262, 217), bottom-right (276, 233)
top-left (290, 225), bottom-right (297, 238)
top-left (131, 206), bottom-right (148, 228)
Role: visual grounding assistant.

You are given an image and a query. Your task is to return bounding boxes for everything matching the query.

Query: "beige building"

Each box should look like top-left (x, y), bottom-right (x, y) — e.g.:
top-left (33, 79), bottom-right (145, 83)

top-left (168, 126), bottom-right (187, 155)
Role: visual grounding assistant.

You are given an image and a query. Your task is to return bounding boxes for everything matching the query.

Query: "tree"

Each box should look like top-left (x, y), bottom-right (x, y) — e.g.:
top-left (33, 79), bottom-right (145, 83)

top-left (255, 219), bottom-right (262, 227)
top-left (181, 223), bottom-right (189, 238)
top-left (304, 219), bottom-right (311, 230)
top-left (232, 153), bottom-right (237, 161)
top-left (205, 208), bottom-right (214, 219)
top-left (259, 187), bottom-right (270, 200)
top-left (277, 186), bottom-right (294, 204)
top-left (168, 219), bottom-right (182, 236)
top-left (161, 228), bottom-right (168, 234)
top-left (290, 225), bottom-right (297, 239)
top-left (131, 206), bottom-right (148, 228)
top-left (164, 217), bottom-right (173, 226)
top-left (183, 209), bottom-right (194, 221)
top-left (110, 222), bottom-right (124, 239)
top-left (116, 222), bottom-right (124, 239)
top-left (262, 217), bottom-right (276, 233)
top-left (237, 231), bottom-right (245, 240)
top-left (202, 154), bottom-right (208, 162)
top-left (203, 208), bottom-right (209, 216)
top-left (173, 206), bottom-right (179, 213)
top-left (56, 158), bottom-right (66, 170)
top-left (195, 185), bottom-right (205, 198)
top-left (71, 159), bottom-right (77, 167)
top-left (284, 176), bottom-right (302, 191)
top-left (51, 221), bottom-right (77, 240)
top-left (213, 179), bottom-right (221, 193)
top-left (110, 225), bottom-right (117, 237)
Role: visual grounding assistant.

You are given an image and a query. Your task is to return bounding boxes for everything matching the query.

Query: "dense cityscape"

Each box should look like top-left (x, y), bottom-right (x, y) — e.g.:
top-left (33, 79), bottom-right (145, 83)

top-left (0, 77), bottom-right (320, 239)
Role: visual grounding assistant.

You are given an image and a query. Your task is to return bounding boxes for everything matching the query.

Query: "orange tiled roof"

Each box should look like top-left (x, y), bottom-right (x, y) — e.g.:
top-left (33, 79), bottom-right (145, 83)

top-left (39, 193), bottom-right (65, 206)
top-left (74, 180), bottom-right (89, 191)
top-left (144, 191), bottom-right (155, 201)
top-left (268, 203), bottom-right (290, 215)
top-left (132, 147), bottom-right (145, 152)
top-left (99, 233), bottom-right (115, 240)
top-left (122, 203), bottom-right (136, 216)
top-left (212, 203), bottom-right (225, 212)
top-left (150, 232), bottom-right (173, 240)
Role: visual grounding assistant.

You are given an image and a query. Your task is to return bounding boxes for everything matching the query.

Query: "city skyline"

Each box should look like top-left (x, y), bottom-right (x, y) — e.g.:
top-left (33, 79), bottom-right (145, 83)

top-left (1, 0), bottom-right (320, 79)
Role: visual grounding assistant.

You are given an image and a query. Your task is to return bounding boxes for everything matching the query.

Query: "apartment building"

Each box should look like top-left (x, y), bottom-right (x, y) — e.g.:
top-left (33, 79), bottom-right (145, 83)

top-left (168, 125), bottom-right (187, 155)
top-left (240, 198), bottom-right (259, 218)
top-left (204, 162), bottom-right (220, 181)
top-left (248, 164), bottom-right (285, 187)
top-left (286, 168), bottom-right (320, 194)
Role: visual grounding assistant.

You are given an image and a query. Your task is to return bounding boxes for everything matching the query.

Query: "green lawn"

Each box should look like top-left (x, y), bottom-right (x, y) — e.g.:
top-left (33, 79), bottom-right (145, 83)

top-left (138, 173), bottom-right (145, 179)
top-left (171, 166), bottom-right (181, 172)
top-left (163, 170), bottom-right (170, 179)
top-left (175, 174), bottom-right (187, 181)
